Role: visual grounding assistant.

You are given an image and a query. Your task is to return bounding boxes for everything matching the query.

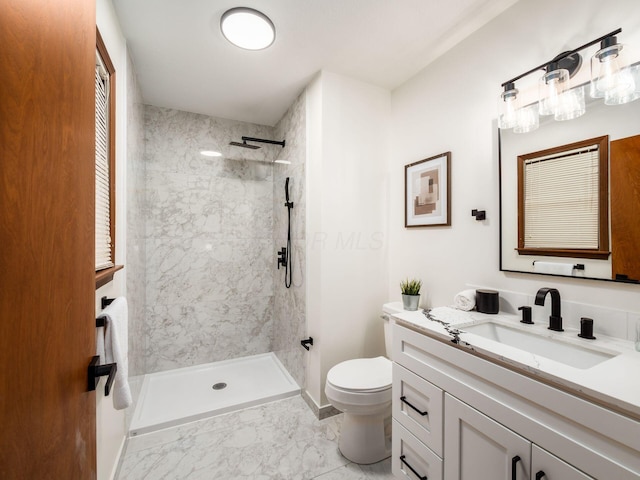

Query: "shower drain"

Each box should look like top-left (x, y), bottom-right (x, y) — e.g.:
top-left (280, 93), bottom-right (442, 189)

top-left (212, 382), bottom-right (227, 390)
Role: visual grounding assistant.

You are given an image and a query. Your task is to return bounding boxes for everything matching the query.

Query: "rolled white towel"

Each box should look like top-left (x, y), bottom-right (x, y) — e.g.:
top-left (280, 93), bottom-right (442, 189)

top-left (454, 289), bottom-right (476, 311)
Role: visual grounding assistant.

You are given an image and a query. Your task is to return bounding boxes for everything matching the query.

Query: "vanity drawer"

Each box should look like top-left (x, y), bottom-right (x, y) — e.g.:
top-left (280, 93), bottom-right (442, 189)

top-left (393, 362), bottom-right (444, 457)
top-left (392, 420), bottom-right (443, 480)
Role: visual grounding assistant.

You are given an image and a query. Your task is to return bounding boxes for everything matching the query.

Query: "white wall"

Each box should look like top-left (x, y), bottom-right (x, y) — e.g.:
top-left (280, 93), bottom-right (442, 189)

top-left (96, 0), bottom-right (129, 478)
top-left (306, 71), bottom-right (391, 406)
top-left (389, 0), bottom-right (640, 314)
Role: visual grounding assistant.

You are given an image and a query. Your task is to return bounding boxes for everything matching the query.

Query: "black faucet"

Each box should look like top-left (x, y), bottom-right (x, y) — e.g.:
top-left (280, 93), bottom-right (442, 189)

top-left (534, 288), bottom-right (563, 331)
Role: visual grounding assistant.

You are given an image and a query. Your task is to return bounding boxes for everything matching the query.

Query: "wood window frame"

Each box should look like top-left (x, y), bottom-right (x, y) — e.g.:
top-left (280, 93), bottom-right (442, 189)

top-left (95, 28), bottom-right (123, 288)
top-left (516, 135), bottom-right (610, 260)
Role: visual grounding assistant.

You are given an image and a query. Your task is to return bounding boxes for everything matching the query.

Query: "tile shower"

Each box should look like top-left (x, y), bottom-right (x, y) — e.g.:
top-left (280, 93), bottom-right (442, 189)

top-left (126, 94), bottom-right (307, 427)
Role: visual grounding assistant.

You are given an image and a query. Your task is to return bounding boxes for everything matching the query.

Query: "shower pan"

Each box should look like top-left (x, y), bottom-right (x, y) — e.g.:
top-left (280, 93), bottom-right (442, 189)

top-left (129, 353), bottom-right (299, 436)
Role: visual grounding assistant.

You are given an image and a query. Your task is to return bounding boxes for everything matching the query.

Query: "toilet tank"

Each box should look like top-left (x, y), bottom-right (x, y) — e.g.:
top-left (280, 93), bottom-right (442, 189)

top-left (382, 302), bottom-right (405, 359)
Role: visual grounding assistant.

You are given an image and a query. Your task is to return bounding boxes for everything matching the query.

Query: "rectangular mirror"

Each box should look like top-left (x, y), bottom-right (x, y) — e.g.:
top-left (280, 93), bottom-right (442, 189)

top-left (499, 81), bottom-right (640, 283)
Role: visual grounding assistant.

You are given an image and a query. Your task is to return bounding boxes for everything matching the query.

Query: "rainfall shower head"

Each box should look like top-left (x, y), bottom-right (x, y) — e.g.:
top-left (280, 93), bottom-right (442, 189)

top-left (229, 140), bottom-right (260, 149)
top-left (229, 136), bottom-right (286, 150)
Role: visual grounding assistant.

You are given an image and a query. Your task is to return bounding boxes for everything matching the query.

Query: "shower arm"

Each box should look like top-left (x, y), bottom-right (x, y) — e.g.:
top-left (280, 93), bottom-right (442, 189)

top-left (241, 136), bottom-right (285, 148)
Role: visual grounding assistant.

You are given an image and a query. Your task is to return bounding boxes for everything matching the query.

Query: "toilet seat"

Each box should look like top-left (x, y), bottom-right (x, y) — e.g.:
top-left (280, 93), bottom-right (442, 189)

top-left (325, 357), bottom-right (392, 409)
top-left (326, 356), bottom-right (392, 393)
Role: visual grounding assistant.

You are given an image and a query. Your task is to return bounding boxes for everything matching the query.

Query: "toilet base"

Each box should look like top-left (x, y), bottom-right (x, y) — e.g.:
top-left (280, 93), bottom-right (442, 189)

top-left (338, 411), bottom-right (391, 464)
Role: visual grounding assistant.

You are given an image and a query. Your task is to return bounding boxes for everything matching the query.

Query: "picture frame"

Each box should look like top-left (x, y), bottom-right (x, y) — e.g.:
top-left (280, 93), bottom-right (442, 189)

top-left (405, 151), bottom-right (451, 227)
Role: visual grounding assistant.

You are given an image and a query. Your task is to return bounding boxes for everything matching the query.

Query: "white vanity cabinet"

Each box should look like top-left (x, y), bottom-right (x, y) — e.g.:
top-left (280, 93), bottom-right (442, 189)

top-left (391, 322), bottom-right (640, 480)
top-left (444, 394), bottom-right (593, 480)
top-left (444, 394), bottom-right (531, 480)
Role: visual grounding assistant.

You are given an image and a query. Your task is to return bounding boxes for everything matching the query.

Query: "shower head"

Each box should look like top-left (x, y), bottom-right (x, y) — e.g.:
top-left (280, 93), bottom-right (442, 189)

top-left (230, 136), bottom-right (285, 150)
top-left (229, 140), bottom-right (260, 149)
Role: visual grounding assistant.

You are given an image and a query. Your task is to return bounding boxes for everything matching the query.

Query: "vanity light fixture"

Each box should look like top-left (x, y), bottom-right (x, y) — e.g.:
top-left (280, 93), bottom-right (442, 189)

top-left (498, 28), bottom-right (639, 134)
top-left (497, 82), bottom-right (520, 129)
top-left (590, 36), bottom-right (640, 105)
top-left (220, 7), bottom-right (275, 50)
top-left (538, 61), bottom-right (570, 116)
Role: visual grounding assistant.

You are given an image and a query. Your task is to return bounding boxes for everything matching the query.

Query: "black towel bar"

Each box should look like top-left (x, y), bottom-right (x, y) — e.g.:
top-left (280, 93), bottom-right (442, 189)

top-left (96, 296), bottom-right (116, 327)
top-left (101, 296), bottom-right (115, 309)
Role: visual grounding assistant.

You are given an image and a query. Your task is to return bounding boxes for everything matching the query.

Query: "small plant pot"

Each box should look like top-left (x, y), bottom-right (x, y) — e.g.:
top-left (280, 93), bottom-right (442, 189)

top-left (402, 294), bottom-right (420, 311)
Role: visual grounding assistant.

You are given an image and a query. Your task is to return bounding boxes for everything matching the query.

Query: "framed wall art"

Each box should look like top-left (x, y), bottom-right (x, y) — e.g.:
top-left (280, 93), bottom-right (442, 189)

top-left (405, 151), bottom-right (451, 227)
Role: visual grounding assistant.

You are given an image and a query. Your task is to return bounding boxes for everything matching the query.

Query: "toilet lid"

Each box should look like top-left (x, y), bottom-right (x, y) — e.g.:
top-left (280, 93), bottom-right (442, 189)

top-left (327, 356), bottom-right (392, 392)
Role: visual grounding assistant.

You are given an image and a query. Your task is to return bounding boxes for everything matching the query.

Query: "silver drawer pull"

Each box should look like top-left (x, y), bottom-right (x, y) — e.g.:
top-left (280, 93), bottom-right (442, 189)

top-left (400, 396), bottom-right (428, 416)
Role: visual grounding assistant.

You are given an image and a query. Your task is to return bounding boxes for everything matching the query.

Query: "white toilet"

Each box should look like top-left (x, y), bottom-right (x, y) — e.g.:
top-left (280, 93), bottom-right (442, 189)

top-left (324, 303), bottom-right (403, 464)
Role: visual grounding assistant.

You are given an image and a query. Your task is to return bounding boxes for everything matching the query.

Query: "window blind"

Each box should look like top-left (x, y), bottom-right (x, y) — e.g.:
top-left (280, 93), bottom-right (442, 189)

top-left (95, 52), bottom-right (113, 270)
top-left (523, 145), bottom-right (600, 249)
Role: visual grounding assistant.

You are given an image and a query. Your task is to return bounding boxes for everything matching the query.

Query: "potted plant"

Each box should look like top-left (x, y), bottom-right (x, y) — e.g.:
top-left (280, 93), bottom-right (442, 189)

top-left (400, 278), bottom-right (422, 311)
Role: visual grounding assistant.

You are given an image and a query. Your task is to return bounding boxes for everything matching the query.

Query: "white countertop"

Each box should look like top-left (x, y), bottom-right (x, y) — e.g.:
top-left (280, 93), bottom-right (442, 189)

top-left (391, 306), bottom-right (640, 420)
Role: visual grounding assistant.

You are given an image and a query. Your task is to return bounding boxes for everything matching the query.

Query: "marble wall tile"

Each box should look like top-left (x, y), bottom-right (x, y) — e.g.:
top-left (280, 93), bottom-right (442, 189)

top-left (143, 298), bottom-right (273, 374)
top-left (140, 106), bottom-right (276, 373)
top-left (272, 93), bottom-right (307, 388)
top-left (136, 100), bottom-right (307, 380)
top-left (125, 53), bottom-right (147, 376)
top-left (143, 106), bottom-right (278, 173)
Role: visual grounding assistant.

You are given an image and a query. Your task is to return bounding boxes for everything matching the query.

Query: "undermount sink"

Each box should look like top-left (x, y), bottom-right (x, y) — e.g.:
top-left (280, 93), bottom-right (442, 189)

top-left (462, 322), bottom-right (617, 369)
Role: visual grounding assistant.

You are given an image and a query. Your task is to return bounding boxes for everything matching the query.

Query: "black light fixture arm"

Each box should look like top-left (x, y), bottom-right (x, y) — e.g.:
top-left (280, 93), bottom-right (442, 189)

top-left (501, 28), bottom-right (622, 88)
top-left (241, 136), bottom-right (285, 148)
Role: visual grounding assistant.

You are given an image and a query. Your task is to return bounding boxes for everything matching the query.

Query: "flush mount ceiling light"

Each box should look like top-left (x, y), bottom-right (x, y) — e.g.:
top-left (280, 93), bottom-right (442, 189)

top-left (498, 28), bottom-right (639, 134)
top-left (220, 7), bottom-right (275, 50)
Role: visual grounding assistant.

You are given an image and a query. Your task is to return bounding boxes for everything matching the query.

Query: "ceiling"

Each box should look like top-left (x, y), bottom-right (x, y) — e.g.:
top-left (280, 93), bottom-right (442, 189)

top-left (113, 0), bottom-right (518, 126)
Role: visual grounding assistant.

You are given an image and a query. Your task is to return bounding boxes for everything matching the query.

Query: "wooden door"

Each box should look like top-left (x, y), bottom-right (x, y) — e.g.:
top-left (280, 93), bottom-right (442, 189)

top-left (0, 0), bottom-right (97, 478)
top-left (610, 134), bottom-right (640, 282)
top-left (444, 394), bottom-right (531, 480)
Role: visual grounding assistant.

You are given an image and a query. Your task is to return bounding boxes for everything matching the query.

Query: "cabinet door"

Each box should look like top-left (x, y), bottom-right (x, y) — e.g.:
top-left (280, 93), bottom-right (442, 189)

top-left (444, 394), bottom-right (531, 480)
top-left (531, 445), bottom-right (594, 480)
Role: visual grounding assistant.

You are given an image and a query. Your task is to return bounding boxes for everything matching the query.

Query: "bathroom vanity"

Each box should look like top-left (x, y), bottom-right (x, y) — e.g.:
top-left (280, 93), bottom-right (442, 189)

top-left (389, 308), bottom-right (640, 480)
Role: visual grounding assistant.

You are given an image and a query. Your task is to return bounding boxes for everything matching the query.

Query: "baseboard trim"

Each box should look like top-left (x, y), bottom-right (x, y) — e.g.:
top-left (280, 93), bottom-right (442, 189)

top-left (301, 390), bottom-right (341, 420)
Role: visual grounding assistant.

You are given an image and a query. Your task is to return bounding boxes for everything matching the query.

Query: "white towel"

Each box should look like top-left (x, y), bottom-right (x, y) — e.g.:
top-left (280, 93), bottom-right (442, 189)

top-left (533, 261), bottom-right (574, 276)
top-left (96, 325), bottom-right (105, 365)
top-left (454, 289), bottom-right (476, 311)
top-left (97, 297), bottom-right (132, 410)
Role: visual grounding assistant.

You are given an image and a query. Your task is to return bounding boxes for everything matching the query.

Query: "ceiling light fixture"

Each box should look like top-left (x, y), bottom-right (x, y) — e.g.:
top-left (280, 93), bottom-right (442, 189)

top-left (220, 7), bottom-right (275, 50)
top-left (498, 28), bottom-right (639, 134)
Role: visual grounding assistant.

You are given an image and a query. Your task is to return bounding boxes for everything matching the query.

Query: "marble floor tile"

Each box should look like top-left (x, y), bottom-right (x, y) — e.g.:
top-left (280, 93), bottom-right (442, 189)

top-left (117, 395), bottom-right (394, 480)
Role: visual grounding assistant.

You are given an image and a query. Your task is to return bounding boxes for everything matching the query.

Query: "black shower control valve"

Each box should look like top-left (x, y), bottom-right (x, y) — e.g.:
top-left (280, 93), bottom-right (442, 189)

top-left (277, 247), bottom-right (287, 269)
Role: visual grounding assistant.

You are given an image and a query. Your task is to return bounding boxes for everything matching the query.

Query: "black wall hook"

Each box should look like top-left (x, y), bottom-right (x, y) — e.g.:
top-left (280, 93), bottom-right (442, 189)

top-left (96, 297), bottom-right (116, 327)
top-left (472, 209), bottom-right (486, 221)
top-left (301, 337), bottom-right (313, 351)
top-left (87, 355), bottom-right (117, 396)
top-left (101, 296), bottom-right (115, 309)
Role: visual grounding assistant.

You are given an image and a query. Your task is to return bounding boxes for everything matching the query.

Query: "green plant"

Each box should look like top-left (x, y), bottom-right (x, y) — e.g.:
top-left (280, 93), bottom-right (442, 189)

top-left (400, 278), bottom-right (422, 295)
